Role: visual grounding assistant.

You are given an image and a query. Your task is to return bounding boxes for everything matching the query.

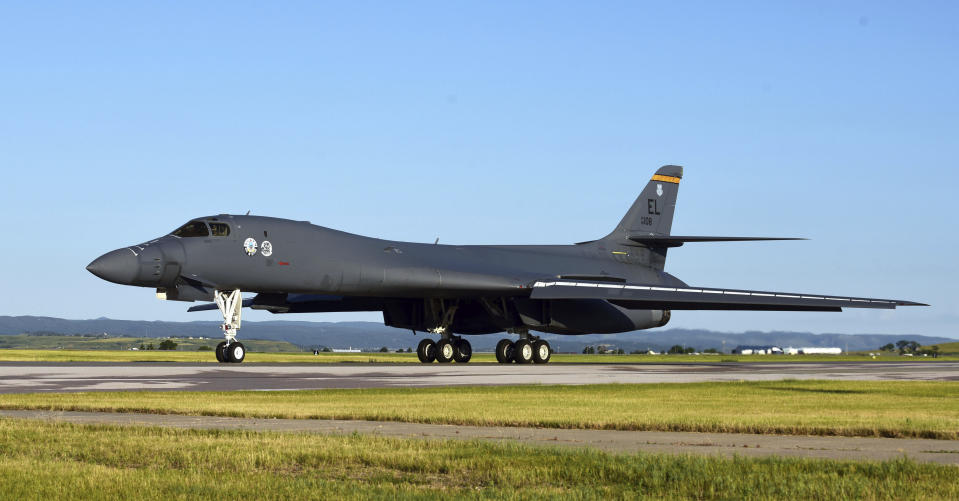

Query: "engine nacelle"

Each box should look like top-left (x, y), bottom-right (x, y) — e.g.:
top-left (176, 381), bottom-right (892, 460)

top-left (513, 298), bottom-right (670, 334)
top-left (657, 309), bottom-right (671, 328)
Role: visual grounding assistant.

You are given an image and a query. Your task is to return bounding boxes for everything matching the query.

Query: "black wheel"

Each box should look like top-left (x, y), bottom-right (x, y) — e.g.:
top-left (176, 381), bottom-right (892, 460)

top-left (416, 339), bottom-right (436, 363)
top-left (513, 339), bottom-right (533, 364)
top-left (435, 339), bottom-right (455, 363)
top-left (533, 340), bottom-right (551, 364)
top-left (227, 342), bottom-right (246, 363)
top-left (215, 342), bottom-right (228, 363)
top-left (453, 339), bottom-right (472, 363)
top-left (495, 339), bottom-right (514, 364)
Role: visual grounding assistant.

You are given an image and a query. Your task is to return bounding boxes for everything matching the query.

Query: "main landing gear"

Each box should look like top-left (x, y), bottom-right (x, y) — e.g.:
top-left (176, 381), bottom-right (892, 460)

top-left (415, 333), bottom-right (552, 364)
top-left (410, 300), bottom-right (550, 364)
top-left (416, 299), bottom-right (472, 364)
top-left (417, 336), bottom-right (472, 364)
top-left (214, 289), bottom-right (246, 363)
top-left (495, 333), bottom-right (551, 364)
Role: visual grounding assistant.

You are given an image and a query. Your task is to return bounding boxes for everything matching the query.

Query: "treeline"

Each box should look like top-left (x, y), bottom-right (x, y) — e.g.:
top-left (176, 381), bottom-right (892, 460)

top-left (879, 340), bottom-right (943, 357)
top-left (583, 345), bottom-right (721, 355)
top-left (138, 340), bottom-right (178, 351)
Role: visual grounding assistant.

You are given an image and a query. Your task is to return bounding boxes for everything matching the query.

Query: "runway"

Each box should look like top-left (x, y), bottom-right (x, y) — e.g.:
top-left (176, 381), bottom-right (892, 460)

top-left (1, 361), bottom-right (957, 393)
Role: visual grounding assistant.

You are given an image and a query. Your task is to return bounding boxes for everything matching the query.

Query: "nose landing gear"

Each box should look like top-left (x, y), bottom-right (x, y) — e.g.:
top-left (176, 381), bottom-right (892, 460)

top-left (214, 289), bottom-right (246, 364)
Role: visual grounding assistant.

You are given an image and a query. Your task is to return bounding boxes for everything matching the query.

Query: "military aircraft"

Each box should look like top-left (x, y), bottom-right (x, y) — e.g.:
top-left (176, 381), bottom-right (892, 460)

top-left (87, 166), bottom-right (925, 364)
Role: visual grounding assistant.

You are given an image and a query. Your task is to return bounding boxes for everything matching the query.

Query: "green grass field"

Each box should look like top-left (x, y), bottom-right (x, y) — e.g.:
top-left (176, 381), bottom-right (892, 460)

top-left (3, 380), bottom-right (957, 439)
top-left (2, 348), bottom-right (955, 363)
top-left (0, 418), bottom-right (956, 500)
top-left (0, 334), bottom-right (299, 352)
top-left (0, 348), bottom-right (415, 363)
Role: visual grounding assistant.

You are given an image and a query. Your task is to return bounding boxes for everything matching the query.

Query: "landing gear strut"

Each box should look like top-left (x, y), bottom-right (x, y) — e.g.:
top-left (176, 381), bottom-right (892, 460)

top-left (214, 289), bottom-right (246, 363)
top-left (495, 331), bottom-right (551, 364)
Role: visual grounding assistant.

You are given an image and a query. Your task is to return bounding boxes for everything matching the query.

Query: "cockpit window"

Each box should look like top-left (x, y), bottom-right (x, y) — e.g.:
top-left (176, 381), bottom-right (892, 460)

top-left (209, 223), bottom-right (231, 237)
top-left (171, 221), bottom-right (209, 237)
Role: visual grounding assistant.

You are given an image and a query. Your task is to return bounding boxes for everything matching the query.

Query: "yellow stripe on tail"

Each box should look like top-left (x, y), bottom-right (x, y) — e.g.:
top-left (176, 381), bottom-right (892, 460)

top-left (651, 174), bottom-right (680, 184)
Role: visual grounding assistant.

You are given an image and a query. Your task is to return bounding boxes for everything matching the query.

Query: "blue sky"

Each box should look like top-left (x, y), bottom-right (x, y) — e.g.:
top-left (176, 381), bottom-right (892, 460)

top-left (1, 2), bottom-right (956, 337)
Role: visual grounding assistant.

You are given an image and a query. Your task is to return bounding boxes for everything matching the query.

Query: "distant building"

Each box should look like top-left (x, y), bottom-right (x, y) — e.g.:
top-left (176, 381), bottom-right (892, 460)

top-left (331, 347), bottom-right (361, 353)
top-left (794, 347), bottom-right (842, 355)
top-left (732, 345), bottom-right (783, 355)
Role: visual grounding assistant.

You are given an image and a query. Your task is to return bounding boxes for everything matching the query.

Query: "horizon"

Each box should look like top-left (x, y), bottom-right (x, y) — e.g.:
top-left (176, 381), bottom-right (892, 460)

top-left (1, 313), bottom-right (951, 341)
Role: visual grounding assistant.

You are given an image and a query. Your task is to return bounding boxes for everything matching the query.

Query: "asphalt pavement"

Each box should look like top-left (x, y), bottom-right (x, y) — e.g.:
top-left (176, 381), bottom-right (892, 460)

top-left (0, 361), bottom-right (956, 393)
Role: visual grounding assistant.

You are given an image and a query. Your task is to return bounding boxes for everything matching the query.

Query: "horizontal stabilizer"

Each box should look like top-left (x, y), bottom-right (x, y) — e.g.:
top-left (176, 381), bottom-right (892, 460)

top-left (530, 280), bottom-right (927, 311)
top-left (626, 234), bottom-right (805, 248)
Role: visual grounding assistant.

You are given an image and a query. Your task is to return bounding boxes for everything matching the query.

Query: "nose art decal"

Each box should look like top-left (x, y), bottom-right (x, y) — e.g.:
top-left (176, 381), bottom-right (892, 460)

top-left (243, 238), bottom-right (258, 256)
top-left (261, 240), bottom-right (273, 257)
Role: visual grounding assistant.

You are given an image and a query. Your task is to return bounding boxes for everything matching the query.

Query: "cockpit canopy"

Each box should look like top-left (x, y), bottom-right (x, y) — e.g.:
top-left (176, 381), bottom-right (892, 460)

top-left (171, 220), bottom-right (231, 238)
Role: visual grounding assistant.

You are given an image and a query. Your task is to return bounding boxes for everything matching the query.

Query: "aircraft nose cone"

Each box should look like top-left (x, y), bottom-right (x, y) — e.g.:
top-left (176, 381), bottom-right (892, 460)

top-left (86, 248), bottom-right (139, 285)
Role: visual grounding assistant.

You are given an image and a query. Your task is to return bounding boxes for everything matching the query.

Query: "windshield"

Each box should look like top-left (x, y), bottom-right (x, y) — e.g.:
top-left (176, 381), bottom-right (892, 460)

top-left (171, 220), bottom-right (209, 237)
top-left (209, 222), bottom-right (231, 237)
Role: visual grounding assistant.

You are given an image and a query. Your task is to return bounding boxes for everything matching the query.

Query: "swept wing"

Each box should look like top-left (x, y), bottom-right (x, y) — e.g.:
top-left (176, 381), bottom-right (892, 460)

top-left (529, 280), bottom-right (926, 312)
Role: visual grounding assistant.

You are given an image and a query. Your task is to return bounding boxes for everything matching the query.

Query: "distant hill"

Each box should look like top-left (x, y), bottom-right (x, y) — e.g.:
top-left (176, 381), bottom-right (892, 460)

top-left (0, 316), bottom-right (952, 353)
top-left (921, 341), bottom-right (959, 355)
top-left (0, 333), bottom-right (300, 352)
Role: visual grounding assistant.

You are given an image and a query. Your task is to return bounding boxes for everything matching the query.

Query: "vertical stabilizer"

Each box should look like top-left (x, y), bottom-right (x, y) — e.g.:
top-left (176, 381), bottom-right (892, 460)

top-left (604, 165), bottom-right (682, 241)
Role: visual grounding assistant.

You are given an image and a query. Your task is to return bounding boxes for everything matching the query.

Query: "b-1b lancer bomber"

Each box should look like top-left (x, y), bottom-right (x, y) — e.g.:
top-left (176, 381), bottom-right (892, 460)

top-left (87, 166), bottom-right (925, 364)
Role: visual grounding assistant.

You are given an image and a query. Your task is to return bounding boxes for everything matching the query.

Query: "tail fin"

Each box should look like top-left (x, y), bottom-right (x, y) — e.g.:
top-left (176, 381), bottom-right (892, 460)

top-left (603, 165), bottom-right (683, 242)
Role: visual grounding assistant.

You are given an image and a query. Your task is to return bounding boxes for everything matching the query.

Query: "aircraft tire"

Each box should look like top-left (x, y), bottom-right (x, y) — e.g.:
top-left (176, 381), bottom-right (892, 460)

top-left (495, 339), bottom-right (514, 364)
top-left (533, 340), bottom-right (551, 364)
top-left (215, 342), bottom-right (228, 363)
top-left (435, 339), bottom-right (455, 363)
top-left (227, 342), bottom-right (246, 363)
top-left (453, 339), bottom-right (472, 363)
top-left (416, 339), bottom-right (436, 363)
top-left (513, 339), bottom-right (534, 364)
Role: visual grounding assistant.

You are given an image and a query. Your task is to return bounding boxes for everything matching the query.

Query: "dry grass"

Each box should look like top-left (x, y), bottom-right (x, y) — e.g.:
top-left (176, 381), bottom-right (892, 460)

top-left (1, 418), bottom-right (957, 500)
top-left (3, 380), bottom-right (957, 439)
